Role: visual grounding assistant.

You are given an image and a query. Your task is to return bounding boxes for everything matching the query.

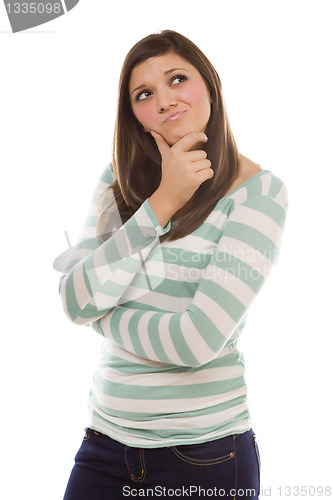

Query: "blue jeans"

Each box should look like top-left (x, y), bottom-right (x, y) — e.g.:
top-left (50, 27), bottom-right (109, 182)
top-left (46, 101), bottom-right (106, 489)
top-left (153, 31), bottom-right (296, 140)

top-left (63, 427), bottom-right (261, 499)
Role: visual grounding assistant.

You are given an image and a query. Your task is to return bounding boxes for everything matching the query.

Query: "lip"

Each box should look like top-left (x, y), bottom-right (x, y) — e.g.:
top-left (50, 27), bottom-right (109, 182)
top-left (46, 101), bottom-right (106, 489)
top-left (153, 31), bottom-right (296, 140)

top-left (163, 110), bottom-right (187, 124)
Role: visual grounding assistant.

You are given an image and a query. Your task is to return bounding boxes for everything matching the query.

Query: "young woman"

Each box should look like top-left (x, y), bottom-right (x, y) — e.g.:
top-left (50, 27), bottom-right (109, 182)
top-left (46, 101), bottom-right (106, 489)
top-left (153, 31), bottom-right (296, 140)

top-left (58, 30), bottom-right (288, 499)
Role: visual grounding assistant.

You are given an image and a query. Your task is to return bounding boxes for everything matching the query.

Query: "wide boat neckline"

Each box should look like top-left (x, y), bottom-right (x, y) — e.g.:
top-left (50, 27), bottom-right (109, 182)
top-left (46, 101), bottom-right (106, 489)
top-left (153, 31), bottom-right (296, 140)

top-left (222, 168), bottom-right (269, 200)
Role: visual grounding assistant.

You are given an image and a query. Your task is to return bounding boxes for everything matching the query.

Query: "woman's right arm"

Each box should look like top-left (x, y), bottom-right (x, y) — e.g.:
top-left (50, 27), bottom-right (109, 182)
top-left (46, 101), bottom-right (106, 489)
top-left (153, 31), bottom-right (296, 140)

top-left (58, 131), bottom-right (212, 327)
top-left (57, 163), bottom-right (173, 326)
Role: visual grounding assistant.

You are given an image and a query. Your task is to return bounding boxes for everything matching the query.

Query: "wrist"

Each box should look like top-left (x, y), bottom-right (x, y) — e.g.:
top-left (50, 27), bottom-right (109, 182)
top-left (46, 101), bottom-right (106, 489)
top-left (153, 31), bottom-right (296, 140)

top-left (148, 189), bottom-right (178, 228)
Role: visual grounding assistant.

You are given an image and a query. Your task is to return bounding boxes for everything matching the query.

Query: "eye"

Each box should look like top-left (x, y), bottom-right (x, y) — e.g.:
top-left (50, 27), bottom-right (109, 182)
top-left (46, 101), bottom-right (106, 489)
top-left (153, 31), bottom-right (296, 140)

top-left (134, 74), bottom-right (188, 102)
top-left (170, 73), bottom-right (188, 85)
top-left (135, 90), bottom-right (152, 102)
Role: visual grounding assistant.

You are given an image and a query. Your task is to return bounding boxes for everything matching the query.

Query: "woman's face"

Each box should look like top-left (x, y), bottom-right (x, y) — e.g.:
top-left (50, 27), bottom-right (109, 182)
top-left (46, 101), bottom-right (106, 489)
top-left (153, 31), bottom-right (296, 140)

top-left (129, 52), bottom-right (212, 146)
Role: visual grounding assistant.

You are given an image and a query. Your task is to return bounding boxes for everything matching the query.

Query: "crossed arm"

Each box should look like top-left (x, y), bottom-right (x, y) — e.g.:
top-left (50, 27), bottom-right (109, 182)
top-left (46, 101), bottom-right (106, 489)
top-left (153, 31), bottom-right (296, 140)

top-left (90, 194), bottom-right (287, 367)
top-left (58, 164), bottom-right (287, 368)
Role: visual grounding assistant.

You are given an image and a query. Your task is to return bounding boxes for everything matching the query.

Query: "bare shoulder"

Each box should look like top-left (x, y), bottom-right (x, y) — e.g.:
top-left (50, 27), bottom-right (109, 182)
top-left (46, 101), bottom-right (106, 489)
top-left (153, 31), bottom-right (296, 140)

top-left (238, 154), bottom-right (263, 179)
top-left (223, 154), bottom-right (263, 196)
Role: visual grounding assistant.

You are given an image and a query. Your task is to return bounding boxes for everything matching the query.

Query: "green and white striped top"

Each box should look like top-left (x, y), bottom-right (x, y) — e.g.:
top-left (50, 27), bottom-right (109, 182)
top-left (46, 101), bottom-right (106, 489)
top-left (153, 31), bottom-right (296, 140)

top-left (58, 162), bottom-right (288, 448)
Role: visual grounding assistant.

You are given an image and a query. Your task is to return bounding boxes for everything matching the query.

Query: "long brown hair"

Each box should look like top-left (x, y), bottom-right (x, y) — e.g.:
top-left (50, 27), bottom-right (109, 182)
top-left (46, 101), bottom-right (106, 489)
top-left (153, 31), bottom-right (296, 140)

top-left (97, 29), bottom-right (240, 243)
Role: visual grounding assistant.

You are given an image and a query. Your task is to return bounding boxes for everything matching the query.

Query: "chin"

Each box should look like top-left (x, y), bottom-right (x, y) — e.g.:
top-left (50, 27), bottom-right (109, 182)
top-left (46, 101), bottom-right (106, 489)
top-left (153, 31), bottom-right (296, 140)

top-left (166, 127), bottom-right (194, 146)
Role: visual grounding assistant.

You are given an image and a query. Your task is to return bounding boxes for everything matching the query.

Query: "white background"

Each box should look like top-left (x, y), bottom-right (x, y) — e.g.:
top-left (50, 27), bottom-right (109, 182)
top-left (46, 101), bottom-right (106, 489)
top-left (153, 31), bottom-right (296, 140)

top-left (1, 1), bottom-right (332, 499)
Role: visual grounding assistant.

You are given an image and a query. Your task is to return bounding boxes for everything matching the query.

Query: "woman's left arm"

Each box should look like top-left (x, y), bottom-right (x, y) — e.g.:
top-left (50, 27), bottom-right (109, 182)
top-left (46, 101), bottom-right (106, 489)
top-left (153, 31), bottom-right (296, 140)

top-left (92, 192), bottom-right (288, 367)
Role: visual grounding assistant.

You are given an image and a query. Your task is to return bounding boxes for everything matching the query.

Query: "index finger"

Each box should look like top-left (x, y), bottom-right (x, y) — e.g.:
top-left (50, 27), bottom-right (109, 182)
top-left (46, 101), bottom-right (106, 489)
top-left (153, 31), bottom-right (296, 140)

top-left (172, 131), bottom-right (208, 152)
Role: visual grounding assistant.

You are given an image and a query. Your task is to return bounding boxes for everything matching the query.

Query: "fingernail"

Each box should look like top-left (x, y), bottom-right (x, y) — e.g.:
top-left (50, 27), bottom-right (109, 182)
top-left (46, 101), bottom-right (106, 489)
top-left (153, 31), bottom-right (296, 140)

top-left (149, 130), bottom-right (153, 136)
top-left (204, 134), bottom-right (208, 142)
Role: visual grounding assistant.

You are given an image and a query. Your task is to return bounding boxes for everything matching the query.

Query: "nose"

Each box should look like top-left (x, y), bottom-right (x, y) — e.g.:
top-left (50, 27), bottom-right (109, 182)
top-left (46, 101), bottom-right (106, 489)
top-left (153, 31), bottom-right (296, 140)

top-left (156, 87), bottom-right (177, 113)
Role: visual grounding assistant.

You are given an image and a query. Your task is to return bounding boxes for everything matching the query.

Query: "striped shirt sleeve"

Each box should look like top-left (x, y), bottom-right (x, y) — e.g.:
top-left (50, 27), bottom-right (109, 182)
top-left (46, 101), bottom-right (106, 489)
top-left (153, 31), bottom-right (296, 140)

top-left (91, 193), bottom-right (288, 367)
top-left (58, 163), bottom-right (172, 325)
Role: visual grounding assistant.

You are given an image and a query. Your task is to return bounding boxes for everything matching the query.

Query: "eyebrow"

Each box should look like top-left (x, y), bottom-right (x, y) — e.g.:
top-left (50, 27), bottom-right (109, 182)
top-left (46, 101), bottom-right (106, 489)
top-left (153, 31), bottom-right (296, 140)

top-left (131, 67), bottom-right (188, 95)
